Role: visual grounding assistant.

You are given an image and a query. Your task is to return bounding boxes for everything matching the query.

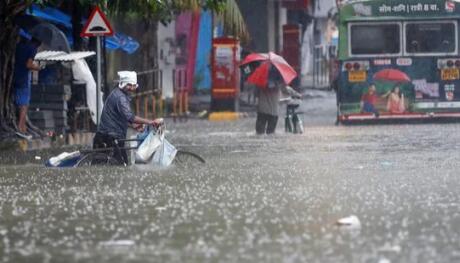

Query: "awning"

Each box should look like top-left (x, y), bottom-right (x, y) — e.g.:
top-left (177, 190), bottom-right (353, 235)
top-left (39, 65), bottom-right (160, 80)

top-left (25, 4), bottom-right (139, 54)
top-left (35, 51), bottom-right (96, 61)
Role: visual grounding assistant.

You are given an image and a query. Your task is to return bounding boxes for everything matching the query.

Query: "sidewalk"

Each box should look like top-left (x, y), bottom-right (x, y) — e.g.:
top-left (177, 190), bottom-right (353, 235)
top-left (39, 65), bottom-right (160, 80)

top-left (187, 90), bottom-right (257, 114)
top-left (187, 87), bottom-right (333, 116)
top-left (301, 74), bottom-right (332, 90)
top-left (0, 88), bottom-right (335, 153)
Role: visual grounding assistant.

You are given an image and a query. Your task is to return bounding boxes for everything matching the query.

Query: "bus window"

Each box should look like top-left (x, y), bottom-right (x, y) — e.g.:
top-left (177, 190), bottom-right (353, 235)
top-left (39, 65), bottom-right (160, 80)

top-left (350, 23), bottom-right (400, 56)
top-left (405, 21), bottom-right (457, 54)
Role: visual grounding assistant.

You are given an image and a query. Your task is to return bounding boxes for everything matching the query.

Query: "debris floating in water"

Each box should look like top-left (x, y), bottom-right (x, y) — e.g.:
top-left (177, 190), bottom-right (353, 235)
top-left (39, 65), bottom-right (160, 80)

top-left (336, 215), bottom-right (361, 228)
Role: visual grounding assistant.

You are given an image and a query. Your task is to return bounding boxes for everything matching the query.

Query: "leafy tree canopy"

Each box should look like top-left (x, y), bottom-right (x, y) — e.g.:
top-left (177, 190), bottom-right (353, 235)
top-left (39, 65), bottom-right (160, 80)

top-left (25, 0), bottom-right (248, 41)
top-left (28, 0), bottom-right (225, 19)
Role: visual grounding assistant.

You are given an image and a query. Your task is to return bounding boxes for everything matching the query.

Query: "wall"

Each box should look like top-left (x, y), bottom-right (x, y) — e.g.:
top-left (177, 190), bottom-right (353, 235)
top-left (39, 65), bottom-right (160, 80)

top-left (157, 21), bottom-right (176, 99)
top-left (236, 0), bottom-right (269, 52)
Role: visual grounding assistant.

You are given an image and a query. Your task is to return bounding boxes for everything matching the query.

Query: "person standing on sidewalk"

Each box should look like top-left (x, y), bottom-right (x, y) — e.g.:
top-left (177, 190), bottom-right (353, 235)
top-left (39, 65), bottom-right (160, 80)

top-left (13, 36), bottom-right (43, 134)
top-left (256, 70), bottom-right (301, 135)
top-left (93, 71), bottom-right (163, 165)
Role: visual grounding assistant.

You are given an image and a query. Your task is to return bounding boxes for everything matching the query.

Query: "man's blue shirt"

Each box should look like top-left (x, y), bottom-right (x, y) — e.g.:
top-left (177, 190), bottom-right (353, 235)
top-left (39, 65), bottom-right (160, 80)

top-left (14, 41), bottom-right (37, 87)
top-left (98, 88), bottom-right (135, 139)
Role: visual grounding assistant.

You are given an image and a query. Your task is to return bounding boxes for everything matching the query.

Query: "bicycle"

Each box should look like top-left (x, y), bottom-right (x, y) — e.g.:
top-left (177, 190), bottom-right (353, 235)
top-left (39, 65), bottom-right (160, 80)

top-left (284, 97), bottom-right (304, 134)
top-left (74, 122), bottom-right (205, 167)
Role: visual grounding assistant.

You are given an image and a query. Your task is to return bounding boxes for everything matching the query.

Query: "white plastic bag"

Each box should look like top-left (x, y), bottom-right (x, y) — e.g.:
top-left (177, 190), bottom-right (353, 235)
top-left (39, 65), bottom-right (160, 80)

top-left (135, 131), bottom-right (163, 163)
top-left (151, 138), bottom-right (177, 167)
top-left (47, 151), bottom-right (81, 167)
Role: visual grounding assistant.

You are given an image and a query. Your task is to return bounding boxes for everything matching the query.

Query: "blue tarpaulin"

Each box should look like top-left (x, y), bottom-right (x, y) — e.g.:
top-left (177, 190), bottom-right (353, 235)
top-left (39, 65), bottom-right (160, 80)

top-left (25, 4), bottom-right (139, 54)
top-left (194, 10), bottom-right (212, 91)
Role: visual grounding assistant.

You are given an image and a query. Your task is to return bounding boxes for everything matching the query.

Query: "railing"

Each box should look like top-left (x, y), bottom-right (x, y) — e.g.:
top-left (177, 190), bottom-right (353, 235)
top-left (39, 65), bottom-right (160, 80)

top-left (172, 68), bottom-right (189, 121)
top-left (133, 69), bottom-right (163, 119)
top-left (313, 44), bottom-right (337, 89)
top-left (132, 67), bottom-right (191, 121)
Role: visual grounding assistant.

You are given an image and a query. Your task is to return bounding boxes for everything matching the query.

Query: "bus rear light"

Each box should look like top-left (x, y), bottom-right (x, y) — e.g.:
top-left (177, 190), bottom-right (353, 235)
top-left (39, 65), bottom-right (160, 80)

top-left (342, 61), bottom-right (369, 71)
top-left (353, 63), bottom-right (360, 70)
top-left (437, 59), bottom-right (460, 69)
top-left (345, 63), bottom-right (353, 71)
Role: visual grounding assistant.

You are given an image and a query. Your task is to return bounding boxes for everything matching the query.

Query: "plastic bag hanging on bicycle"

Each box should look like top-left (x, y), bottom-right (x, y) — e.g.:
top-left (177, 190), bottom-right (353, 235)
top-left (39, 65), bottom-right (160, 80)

top-left (135, 130), bottom-right (163, 163)
top-left (151, 137), bottom-right (177, 167)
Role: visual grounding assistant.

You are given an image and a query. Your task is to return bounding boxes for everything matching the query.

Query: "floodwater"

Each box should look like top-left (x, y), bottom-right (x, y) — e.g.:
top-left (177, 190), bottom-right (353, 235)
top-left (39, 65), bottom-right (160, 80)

top-left (1, 90), bottom-right (460, 262)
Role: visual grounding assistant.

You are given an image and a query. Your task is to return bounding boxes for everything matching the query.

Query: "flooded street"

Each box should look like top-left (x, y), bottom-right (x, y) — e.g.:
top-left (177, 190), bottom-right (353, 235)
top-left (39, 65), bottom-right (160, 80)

top-left (2, 91), bottom-right (460, 262)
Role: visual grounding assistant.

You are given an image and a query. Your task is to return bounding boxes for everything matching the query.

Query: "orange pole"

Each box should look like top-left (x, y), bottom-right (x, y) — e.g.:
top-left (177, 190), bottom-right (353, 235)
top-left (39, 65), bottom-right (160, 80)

top-left (184, 91), bottom-right (189, 113)
top-left (179, 90), bottom-right (183, 114)
top-left (173, 90), bottom-right (177, 116)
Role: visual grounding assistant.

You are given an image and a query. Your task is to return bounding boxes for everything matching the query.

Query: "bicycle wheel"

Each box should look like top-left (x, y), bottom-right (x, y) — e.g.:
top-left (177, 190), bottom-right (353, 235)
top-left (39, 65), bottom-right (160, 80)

top-left (173, 150), bottom-right (205, 167)
top-left (285, 116), bottom-right (293, 133)
top-left (293, 114), bottom-right (304, 134)
top-left (75, 152), bottom-right (122, 167)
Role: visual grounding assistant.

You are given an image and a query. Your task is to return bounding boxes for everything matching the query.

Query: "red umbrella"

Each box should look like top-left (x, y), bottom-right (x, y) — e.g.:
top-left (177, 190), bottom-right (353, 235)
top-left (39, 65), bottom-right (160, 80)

top-left (241, 52), bottom-right (297, 88)
top-left (373, 69), bottom-right (411, 82)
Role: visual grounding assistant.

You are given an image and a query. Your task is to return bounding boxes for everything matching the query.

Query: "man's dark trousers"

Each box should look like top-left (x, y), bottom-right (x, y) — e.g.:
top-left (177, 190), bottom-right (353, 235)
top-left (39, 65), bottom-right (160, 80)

top-left (256, 112), bottom-right (278, 135)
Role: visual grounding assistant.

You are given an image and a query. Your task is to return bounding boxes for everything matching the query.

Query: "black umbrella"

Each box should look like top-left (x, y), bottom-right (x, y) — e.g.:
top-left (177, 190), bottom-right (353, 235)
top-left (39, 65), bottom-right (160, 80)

top-left (29, 22), bottom-right (70, 52)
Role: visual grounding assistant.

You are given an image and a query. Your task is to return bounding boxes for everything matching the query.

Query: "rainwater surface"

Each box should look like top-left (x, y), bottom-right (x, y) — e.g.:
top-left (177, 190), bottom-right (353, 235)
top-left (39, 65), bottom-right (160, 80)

top-left (1, 92), bottom-right (460, 262)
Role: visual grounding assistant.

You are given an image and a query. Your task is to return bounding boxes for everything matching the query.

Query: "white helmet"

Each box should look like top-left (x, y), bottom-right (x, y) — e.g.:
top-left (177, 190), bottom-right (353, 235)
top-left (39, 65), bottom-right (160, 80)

top-left (118, 71), bottom-right (138, 89)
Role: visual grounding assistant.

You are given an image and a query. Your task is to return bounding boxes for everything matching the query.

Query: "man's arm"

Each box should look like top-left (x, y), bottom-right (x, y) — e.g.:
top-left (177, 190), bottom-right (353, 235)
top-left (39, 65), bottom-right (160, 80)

top-left (282, 85), bottom-right (301, 98)
top-left (117, 95), bottom-right (163, 127)
top-left (381, 90), bottom-right (391, 98)
top-left (132, 116), bottom-right (162, 126)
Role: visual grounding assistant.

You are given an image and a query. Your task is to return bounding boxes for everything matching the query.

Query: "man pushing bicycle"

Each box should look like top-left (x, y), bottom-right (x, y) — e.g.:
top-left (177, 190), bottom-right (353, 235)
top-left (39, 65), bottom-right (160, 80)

top-left (93, 71), bottom-right (163, 165)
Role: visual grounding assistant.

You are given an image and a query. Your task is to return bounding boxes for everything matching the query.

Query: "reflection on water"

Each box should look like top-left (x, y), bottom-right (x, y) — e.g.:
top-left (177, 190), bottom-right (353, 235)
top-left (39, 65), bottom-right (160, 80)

top-left (1, 118), bottom-right (460, 262)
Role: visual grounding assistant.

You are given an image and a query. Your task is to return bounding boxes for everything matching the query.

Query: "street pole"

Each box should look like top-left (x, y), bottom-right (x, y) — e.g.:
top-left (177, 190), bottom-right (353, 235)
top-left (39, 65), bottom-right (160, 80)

top-left (80, 6), bottom-right (113, 126)
top-left (96, 36), bottom-right (101, 126)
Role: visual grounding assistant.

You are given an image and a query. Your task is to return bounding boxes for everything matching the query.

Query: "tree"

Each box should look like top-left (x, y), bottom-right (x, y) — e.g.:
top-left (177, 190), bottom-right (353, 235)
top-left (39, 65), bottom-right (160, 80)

top-left (0, 0), bottom-right (248, 139)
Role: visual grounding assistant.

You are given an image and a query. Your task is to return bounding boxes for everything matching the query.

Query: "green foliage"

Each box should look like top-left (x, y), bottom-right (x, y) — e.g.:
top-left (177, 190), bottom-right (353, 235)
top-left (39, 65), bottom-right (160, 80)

top-left (26, 0), bottom-right (225, 20)
top-left (24, 0), bottom-right (246, 41)
top-left (72, 0), bottom-right (226, 20)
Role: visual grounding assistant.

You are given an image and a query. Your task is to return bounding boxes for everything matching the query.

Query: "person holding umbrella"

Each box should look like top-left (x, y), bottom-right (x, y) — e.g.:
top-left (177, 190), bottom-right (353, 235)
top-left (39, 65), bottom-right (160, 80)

top-left (373, 69), bottom-right (411, 114)
top-left (241, 52), bottom-right (301, 135)
top-left (385, 85), bottom-right (406, 113)
top-left (255, 68), bottom-right (301, 134)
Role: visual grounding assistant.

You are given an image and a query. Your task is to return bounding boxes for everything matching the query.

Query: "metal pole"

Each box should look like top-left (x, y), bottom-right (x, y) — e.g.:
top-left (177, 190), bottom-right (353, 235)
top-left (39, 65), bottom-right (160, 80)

top-left (96, 36), bottom-right (102, 126)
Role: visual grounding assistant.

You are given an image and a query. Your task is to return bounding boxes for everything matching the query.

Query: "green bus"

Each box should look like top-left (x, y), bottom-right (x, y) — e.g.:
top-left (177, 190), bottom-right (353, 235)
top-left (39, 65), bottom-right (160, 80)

top-left (336, 0), bottom-right (460, 123)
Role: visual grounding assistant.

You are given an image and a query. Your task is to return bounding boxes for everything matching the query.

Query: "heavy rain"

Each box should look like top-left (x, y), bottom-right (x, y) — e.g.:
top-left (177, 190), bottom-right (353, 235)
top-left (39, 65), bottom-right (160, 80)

top-left (2, 0), bottom-right (460, 262)
top-left (2, 92), bottom-right (460, 262)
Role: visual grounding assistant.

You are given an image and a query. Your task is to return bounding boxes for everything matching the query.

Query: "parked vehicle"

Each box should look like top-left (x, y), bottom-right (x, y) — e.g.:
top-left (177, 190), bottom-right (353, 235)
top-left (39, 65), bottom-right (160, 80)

top-left (336, 0), bottom-right (460, 123)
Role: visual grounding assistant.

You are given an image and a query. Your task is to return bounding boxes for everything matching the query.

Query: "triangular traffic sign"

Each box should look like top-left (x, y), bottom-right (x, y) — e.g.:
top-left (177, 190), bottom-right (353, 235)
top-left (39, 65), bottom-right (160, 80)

top-left (81, 6), bottom-right (114, 37)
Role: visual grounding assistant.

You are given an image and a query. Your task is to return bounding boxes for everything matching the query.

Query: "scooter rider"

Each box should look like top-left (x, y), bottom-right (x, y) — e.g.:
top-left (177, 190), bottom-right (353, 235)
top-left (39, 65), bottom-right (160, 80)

top-left (93, 71), bottom-right (162, 165)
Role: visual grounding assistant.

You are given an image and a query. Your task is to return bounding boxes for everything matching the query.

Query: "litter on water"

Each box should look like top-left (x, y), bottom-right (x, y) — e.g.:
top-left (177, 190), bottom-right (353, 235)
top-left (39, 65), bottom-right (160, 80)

top-left (336, 215), bottom-right (361, 228)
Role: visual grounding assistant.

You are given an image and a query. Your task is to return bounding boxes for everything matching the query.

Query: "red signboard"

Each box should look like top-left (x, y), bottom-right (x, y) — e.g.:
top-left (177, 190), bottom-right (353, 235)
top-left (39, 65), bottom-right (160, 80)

top-left (211, 38), bottom-right (240, 100)
top-left (282, 24), bottom-right (301, 76)
top-left (81, 6), bottom-right (114, 37)
top-left (282, 0), bottom-right (310, 10)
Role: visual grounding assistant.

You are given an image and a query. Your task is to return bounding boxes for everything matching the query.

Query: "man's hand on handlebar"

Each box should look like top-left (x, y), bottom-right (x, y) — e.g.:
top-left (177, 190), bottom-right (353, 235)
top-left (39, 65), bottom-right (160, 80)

top-left (150, 118), bottom-right (164, 127)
